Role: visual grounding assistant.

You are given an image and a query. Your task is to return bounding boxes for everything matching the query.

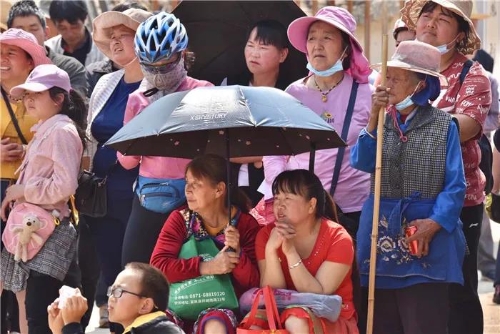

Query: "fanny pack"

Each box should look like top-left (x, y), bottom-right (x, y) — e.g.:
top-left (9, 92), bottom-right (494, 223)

top-left (136, 176), bottom-right (186, 214)
top-left (2, 203), bottom-right (60, 262)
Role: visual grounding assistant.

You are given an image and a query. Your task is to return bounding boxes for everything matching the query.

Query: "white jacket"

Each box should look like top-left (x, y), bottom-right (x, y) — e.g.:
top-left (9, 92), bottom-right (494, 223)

top-left (85, 69), bottom-right (125, 169)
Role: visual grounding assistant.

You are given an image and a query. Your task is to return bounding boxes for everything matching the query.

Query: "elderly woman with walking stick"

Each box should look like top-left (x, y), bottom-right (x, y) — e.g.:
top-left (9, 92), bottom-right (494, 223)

top-left (401, 1), bottom-right (492, 333)
top-left (351, 40), bottom-right (467, 334)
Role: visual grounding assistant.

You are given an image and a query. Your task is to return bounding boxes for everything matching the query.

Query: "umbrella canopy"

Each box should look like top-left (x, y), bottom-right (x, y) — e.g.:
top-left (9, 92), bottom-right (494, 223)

top-left (105, 85), bottom-right (345, 159)
top-left (172, 0), bottom-right (308, 85)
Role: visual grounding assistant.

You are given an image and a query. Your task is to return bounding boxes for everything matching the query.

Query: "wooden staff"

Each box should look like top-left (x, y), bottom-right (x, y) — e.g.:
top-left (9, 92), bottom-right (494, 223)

top-left (366, 26), bottom-right (389, 334)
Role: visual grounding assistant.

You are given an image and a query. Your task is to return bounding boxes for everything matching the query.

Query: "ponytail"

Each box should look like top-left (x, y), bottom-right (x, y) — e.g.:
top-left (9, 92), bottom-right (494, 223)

top-left (49, 87), bottom-right (87, 150)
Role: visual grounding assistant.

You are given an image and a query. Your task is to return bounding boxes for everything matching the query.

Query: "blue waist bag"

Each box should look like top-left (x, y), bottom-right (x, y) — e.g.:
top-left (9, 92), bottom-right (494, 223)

top-left (136, 176), bottom-right (186, 214)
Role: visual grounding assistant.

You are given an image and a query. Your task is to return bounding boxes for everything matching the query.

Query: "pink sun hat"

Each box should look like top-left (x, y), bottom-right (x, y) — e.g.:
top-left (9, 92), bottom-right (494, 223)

top-left (0, 28), bottom-right (51, 66)
top-left (287, 6), bottom-right (371, 83)
top-left (10, 64), bottom-right (71, 99)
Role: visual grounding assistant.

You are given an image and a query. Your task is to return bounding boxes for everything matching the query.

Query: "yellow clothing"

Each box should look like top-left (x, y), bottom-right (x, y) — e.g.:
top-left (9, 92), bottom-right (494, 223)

top-left (1, 97), bottom-right (37, 179)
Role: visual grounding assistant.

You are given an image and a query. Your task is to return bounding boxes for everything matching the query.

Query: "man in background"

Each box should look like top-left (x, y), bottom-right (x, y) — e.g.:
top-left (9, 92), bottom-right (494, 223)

top-left (7, 0), bottom-right (87, 97)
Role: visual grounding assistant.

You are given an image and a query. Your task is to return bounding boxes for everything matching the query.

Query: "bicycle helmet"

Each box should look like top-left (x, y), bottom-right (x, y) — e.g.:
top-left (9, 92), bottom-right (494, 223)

top-left (135, 12), bottom-right (188, 65)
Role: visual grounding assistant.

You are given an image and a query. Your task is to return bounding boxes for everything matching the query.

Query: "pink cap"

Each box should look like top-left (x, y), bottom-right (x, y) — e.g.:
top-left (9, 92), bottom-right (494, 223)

top-left (287, 6), bottom-right (371, 83)
top-left (10, 64), bottom-right (71, 99)
top-left (0, 28), bottom-right (51, 66)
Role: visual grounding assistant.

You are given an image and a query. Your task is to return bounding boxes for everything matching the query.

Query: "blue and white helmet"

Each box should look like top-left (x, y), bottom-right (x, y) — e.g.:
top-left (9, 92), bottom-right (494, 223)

top-left (135, 12), bottom-right (188, 65)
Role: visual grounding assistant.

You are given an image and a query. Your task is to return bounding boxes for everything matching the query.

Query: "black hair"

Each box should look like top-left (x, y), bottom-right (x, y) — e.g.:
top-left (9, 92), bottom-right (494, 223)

top-left (49, 0), bottom-right (88, 24)
top-left (247, 19), bottom-right (289, 50)
top-left (419, 1), bottom-right (470, 51)
top-left (186, 154), bottom-right (251, 213)
top-left (272, 169), bottom-right (336, 221)
top-left (112, 1), bottom-right (149, 12)
top-left (7, 0), bottom-right (46, 29)
top-left (48, 87), bottom-right (86, 150)
top-left (125, 262), bottom-right (169, 311)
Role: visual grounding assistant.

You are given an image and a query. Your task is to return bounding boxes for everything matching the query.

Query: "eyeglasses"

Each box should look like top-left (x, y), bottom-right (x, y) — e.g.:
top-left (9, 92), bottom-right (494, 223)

top-left (141, 53), bottom-right (181, 74)
top-left (107, 286), bottom-right (144, 299)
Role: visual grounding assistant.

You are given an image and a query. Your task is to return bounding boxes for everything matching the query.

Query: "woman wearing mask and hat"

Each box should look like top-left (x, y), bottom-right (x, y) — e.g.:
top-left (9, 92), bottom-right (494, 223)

top-left (119, 12), bottom-right (212, 266)
top-left (351, 40), bottom-right (467, 334)
top-left (83, 8), bottom-right (152, 334)
top-left (401, 1), bottom-right (492, 333)
top-left (0, 27), bottom-right (51, 334)
top-left (261, 6), bottom-right (372, 237)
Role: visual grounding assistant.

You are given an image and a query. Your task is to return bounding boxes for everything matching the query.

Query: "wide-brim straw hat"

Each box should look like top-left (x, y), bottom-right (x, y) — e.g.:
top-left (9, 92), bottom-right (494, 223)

top-left (401, 0), bottom-right (481, 55)
top-left (371, 40), bottom-right (448, 87)
top-left (0, 28), bottom-right (51, 66)
top-left (0, 0), bottom-right (12, 32)
top-left (92, 8), bottom-right (152, 59)
top-left (287, 6), bottom-right (371, 84)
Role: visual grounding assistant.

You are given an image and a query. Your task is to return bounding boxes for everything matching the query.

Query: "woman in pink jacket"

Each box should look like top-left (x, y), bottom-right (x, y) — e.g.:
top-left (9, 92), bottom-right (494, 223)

top-left (119, 12), bottom-right (212, 266)
top-left (0, 64), bottom-right (86, 333)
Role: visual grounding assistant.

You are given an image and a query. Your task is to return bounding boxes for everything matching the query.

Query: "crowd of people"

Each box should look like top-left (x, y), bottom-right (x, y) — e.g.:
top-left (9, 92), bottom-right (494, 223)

top-left (0, 1), bottom-right (498, 334)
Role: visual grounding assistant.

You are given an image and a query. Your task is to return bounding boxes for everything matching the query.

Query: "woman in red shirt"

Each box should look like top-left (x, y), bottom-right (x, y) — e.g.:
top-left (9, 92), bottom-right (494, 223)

top-left (255, 169), bottom-right (358, 334)
top-left (151, 154), bottom-right (261, 334)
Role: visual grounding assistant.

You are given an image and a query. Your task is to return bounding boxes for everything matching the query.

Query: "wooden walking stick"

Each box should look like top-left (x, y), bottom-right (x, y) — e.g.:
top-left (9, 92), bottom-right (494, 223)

top-left (366, 33), bottom-right (389, 334)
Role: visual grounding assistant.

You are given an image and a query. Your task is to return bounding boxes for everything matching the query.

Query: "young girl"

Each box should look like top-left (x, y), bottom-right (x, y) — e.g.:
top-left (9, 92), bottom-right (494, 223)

top-left (0, 64), bottom-right (86, 333)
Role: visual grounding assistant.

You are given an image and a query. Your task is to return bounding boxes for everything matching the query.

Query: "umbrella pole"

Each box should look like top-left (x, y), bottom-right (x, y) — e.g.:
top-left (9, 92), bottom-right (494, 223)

top-left (309, 143), bottom-right (316, 173)
top-left (225, 129), bottom-right (231, 226)
top-left (366, 34), bottom-right (389, 334)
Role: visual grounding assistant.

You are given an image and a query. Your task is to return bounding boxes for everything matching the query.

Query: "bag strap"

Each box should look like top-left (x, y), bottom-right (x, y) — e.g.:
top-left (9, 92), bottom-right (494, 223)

top-left (459, 60), bottom-right (473, 87)
top-left (263, 286), bottom-right (284, 330)
top-left (1, 87), bottom-right (28, 145)
top-left (243, 286), bottom-right (284, 330)
top-left (329, 81), bottom-right (359, 197)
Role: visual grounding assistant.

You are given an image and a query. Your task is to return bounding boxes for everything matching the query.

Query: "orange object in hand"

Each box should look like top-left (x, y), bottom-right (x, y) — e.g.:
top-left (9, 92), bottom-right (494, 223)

top-left (405, 226), bottom-right (419, 256)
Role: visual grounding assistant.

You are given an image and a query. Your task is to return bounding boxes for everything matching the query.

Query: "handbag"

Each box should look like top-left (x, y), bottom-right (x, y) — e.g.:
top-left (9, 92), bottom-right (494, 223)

top-left (2, 202), bottom-right (60, 262)
top-left (74, 170), bottom-right (107, 217)
top-left (237, 286), bottom-right (289, 334)
top-left (168, 235), bottom-right (239, 320)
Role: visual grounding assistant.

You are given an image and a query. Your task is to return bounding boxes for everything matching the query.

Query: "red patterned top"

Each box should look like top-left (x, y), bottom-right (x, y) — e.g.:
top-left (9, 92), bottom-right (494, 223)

top-left (433, 53), bottom-right (492, 206)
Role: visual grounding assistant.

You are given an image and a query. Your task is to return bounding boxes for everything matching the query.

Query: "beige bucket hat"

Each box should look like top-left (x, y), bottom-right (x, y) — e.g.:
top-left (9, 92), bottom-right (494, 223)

top-left (92, 8), bottom-right (152, 59)
top-left (0, 0), bottom-right (12, 32)
top-left (401, 0), bottom-right (481, 55)
top-left (371, 40), bottom-right (448, 86)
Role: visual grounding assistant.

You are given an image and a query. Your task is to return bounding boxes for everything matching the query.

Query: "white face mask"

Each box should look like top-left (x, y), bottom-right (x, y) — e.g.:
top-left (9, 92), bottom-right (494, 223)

top-left (394, 81), bottom-right (423, 111)
top-left (419, 35), bottom-right (459, 55)
top-left (307, 47), bottom-right (347, 77)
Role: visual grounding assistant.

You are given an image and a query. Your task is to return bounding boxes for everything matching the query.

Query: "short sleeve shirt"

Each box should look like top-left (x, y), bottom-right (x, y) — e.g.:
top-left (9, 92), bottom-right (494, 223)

top-left (255, 219), bottom-right (355, 320)
top-left (433, 53), bottom-right (492, 206)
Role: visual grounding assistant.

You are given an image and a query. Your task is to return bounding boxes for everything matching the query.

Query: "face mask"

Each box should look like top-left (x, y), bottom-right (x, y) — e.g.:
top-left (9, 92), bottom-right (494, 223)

top-left (307, 47), bottom-right (347, 77)
top-left (394, 81), bottom-right (422, 111)
top-left (433, 36), bottom-right (459, 54)
top-left (141, 58), bottom-right (187, 93)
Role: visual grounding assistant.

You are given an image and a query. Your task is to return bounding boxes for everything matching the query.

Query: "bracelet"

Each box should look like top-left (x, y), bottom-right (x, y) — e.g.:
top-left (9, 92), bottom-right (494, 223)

top-left (364, 127), bottom-right (376, 140)
top-left (289, 259), bottom-right (302, 270)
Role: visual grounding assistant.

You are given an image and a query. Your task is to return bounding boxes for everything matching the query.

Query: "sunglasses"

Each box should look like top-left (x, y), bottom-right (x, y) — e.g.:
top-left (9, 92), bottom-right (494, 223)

top-left (141, 53), bottom-right (181, 74)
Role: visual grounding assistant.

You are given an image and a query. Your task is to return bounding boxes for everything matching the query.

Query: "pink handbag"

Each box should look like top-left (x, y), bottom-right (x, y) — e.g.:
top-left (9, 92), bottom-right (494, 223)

top-left (2, 203), bottom-right (60, 262)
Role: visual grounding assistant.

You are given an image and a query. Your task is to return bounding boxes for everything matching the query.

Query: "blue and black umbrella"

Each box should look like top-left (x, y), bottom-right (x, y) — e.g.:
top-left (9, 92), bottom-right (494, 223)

top-left (105, 85), bottom-right (345, 169)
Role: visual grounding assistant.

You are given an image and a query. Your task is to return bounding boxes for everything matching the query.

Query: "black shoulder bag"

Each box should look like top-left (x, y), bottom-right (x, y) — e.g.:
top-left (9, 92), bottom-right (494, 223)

top-left (75, 161), bottom-right (118, 218)
top-left (1, 88), bottom-right (28, 145)
top-left (329, 81), bottom-right (359, 237)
